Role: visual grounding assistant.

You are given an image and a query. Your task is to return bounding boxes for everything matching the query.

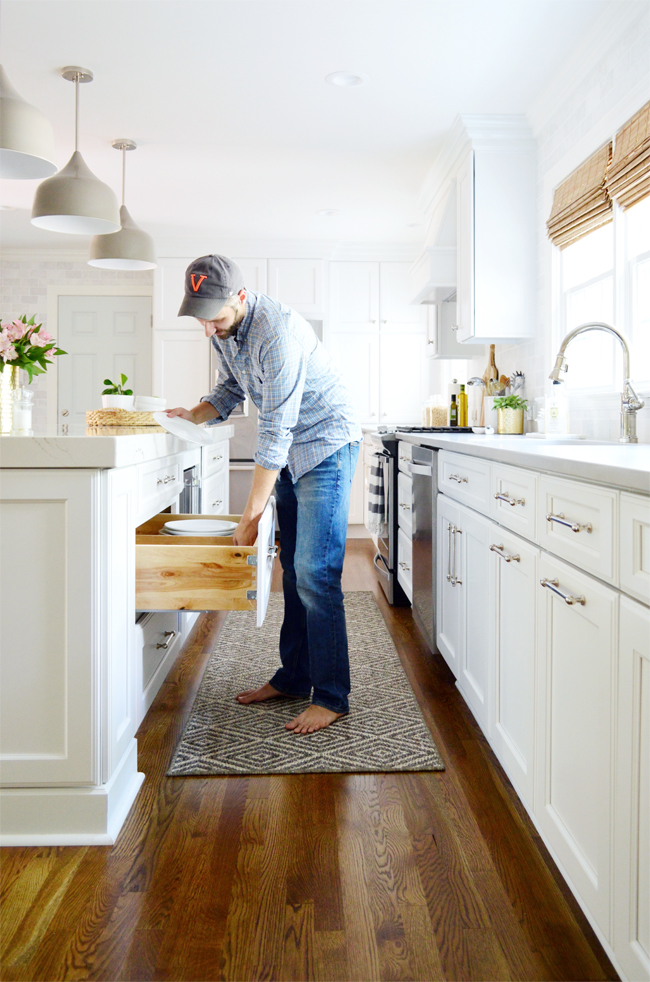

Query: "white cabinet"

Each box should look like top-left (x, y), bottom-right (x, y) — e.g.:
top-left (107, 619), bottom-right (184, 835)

top-left (488, 526), bottom-right (538, 809)
top-left (615, 597), bottom-right (650, 982)
top-left (378, 332), bottom-right (428, 424)
top-left (329, 261), bottom-right (379, 332)
top-left (379, 262), bottom-right (425, 330)
top-left (328, 332), bottom-right (379, 425)
top-left (535, 552), bottom-right (617, 938)
top-left (426, 301), bottom-right (470, 359)
top-left (620, 491), bottom-right (650, 605)
top-left (455, 502), bottom-right (492, 732)
top-left (397, 527), bottom-right (413, 602)
top-left (201, 469), bottom-right (229, 515)
top-left (267, 259), bottom-right (323, 316)
top-left (153, 328), bottom-right (211, 410)
top-left (437, 493), bottom-right (463, 677)
top-left (232, 257), bottom-right (268, 294)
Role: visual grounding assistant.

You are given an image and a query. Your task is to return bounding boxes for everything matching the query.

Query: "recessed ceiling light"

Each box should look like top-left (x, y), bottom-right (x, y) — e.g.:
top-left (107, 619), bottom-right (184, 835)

top-left (316, 209), bottom-right (340, 217)
top-left (325, 72), bottom-right (367, 88)
top-left (407, 222), bottom-right (421, 228)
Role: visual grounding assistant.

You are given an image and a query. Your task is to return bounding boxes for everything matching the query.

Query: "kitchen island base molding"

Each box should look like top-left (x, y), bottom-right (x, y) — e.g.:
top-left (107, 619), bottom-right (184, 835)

top-left (0, 740), bottom-right (144, 847)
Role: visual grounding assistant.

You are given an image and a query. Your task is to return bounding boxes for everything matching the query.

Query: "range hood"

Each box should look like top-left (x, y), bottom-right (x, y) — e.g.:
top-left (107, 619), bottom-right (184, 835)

top-left (410, 246), bottom-right (456, 305)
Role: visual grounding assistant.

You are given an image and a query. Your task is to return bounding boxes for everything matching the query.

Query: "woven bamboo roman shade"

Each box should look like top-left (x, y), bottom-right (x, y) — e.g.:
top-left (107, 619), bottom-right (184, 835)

top-left (546, 142), bottom-right (613, 249)
top-left (606, 99), bottom-right (650, 210)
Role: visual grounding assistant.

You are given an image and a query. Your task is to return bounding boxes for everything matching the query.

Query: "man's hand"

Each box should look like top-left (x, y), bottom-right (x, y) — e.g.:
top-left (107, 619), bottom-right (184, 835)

top-left (165, 407), bottom-right (195, 421)
top-left (165, 402), bottom-right (220, 424)
top-left (233, 516), bottom-right (260, 546)
top-left (233, 464), bottom-right (279, 546)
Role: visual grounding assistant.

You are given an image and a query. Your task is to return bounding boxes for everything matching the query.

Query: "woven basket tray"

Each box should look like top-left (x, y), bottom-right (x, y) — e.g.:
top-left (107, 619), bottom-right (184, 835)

top-left (85, 409), bottom-right (159, 426)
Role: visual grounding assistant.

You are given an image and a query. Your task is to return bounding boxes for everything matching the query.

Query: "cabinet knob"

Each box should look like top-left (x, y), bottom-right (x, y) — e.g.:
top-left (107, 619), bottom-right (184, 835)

top-left (61, 410), bottom-right (69, 417)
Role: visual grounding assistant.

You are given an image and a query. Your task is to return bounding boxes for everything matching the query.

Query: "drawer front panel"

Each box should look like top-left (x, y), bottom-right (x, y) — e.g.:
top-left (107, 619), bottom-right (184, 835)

top-left (491, 463), bottom-right (538, 541)
top-left (138, 456), bottom-right (183, 518)
top-left (538, 476), bottom-right (617, 583)
top-left (140, 612), bottom-right (181, 688)
top-left (202, 471), bottom-right (229, 515)
top-left (202, 441), bottom-right (228, 479)
top-left (398, 441), bottom-right (412, 476)
top-left (438, 450), bottom-right (490, 515)
top-left (397, 470), bottom-right (413, 535)
top-left (397, 526), bottom-right (413, 602)
top-left (620, 491), bottom-right (650, 605)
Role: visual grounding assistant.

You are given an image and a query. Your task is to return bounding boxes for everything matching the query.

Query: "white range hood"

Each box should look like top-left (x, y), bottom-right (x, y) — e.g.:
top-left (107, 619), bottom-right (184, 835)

top-left (410, 245), bottom-right (456, 304)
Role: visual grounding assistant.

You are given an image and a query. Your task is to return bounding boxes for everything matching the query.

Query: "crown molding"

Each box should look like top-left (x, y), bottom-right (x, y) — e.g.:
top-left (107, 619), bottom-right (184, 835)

top-left (527, 0), bottom-right (649, 137)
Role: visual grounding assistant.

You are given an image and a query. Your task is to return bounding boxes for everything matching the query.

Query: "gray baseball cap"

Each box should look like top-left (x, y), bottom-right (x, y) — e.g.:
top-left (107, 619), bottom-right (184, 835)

top-left (178, 254), bottom-right (246, 319)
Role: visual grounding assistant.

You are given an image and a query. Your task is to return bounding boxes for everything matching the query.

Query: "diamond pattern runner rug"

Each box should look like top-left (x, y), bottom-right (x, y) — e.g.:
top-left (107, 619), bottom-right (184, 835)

top-left (167, 591), bottom-right (444, 776)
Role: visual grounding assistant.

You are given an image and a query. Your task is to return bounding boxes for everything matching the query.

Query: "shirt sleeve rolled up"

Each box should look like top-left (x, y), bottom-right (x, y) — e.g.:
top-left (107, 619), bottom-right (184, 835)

top-left (254, 332), bottom-right (307, 470)
top-left (200, 344), bottom-right (246, 424)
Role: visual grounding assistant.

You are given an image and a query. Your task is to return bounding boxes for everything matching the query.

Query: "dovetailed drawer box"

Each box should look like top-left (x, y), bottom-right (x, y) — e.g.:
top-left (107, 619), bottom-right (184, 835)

top-left (491, 462), bottom-right (538, 541)
top-left (620, 491), bottom-right (650, 605)
top-left (135, 500), bottom-right (275, 627)
top-left (537, 476), bottom-right (617, 584)
top-left (438, 450), bottom-right (491, 516)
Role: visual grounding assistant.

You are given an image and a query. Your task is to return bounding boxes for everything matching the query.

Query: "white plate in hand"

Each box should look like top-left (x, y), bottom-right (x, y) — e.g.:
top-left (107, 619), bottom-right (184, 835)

top-left (153, 411), bottom-right (214, 446)
top-left (163, 519), bottom-right (238, 535)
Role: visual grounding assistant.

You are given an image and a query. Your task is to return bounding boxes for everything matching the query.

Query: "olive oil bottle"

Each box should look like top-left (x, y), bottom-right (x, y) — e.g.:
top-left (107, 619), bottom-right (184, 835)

top-left (449, 393), bottom-right (458, 426)
top-left (459, 384), bottom-right (468, 427)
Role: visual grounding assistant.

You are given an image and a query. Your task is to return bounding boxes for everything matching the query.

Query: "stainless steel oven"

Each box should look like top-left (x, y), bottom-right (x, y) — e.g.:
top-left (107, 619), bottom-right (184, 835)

top-left (370, 433), bottom-right (409, 606)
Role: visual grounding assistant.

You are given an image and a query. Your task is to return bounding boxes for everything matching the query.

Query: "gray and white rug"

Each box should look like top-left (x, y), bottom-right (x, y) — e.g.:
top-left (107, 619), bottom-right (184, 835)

top-left (167, 591), bottom-right (444, 776)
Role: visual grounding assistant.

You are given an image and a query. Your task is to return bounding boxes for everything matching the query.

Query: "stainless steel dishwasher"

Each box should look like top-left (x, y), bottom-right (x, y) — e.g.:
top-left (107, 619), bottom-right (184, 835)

top-left (411, 444), bottom-right (437, 653)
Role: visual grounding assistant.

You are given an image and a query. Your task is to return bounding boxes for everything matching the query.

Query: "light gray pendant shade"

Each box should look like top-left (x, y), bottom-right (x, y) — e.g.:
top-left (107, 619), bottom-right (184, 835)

top-left (89, 204), bottom-right (156, 269)
top-left (0, 65), bottom-right (57, 179)
top-left (30, 67), bottom-right (120, 235)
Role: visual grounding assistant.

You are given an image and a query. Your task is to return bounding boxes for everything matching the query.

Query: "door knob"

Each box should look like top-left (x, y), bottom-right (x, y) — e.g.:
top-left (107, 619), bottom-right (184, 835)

top-left (61, 410), bottom-right (69, 417)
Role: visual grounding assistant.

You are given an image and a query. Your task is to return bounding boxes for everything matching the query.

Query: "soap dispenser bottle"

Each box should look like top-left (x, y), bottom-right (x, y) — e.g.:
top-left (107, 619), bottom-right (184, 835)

top-left (545, 382), bottom-right (569, 434)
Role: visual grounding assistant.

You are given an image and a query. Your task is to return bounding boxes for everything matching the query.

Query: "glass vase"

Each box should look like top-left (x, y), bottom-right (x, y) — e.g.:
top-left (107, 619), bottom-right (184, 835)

top-left (12, 385), bottom-right (34, 435)
top-left (0, 366), bottom-right (20, 435)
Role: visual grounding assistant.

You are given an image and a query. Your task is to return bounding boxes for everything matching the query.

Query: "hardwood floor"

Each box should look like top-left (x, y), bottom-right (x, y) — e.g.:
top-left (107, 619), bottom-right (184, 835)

top-left (0, 538), bottom-right (618, 981)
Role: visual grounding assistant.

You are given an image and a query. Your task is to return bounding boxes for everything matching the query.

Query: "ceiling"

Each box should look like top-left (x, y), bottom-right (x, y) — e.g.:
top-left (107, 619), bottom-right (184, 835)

top-left (0, 0), bottom-right (609, 254)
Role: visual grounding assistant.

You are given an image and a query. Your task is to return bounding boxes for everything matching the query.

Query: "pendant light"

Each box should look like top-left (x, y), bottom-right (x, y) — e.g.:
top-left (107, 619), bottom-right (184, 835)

top-left (88, 140), bottom-right (157, 269)
top-left (31, 67), bottom-right (120, 235)
top-left (0, 65), bottom-right (57, 179)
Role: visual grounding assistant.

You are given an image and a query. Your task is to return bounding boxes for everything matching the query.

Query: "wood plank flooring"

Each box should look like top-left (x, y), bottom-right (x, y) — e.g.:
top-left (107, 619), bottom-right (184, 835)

top-left (0, 539), bottom-right (618, 981)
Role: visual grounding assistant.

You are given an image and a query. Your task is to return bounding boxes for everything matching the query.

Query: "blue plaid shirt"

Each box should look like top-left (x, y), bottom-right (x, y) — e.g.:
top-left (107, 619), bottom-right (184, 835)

top-left (201, 291), bottom-right (361, 480)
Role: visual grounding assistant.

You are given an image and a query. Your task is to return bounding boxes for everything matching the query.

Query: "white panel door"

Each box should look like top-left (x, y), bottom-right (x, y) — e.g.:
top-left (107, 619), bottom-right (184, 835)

top-left (329, 261), bottom-right (379, 333)
top-left (535, 552), bottom-right (617, 937)
top-left (456, 502), bottom-right (491, 734)
top-left (615, 596), bottom-right (650, 982)
top-left (267, 259), bottom-right (323, 316)
top-left (436, 493), bottom-right (461, 677)
top-left (379, 262), bottom-right (425, 331)
top-left (153, 329), bottom-right (211, 411)
top-left (328, 332), bottom-right (379, 424)
top-left (232, 257), bottom-right (267, 295)
top-left (456, 150), bottom-right (475, 342)
top-left (379, 333), bottom-right (427, 424)
top-left (489, 525), bottom-right (538, 809)
top-left (57, 295), bottom-right (152, 423)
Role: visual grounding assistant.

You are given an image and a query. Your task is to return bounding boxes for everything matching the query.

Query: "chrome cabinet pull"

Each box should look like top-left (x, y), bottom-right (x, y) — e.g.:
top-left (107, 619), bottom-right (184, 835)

top-left (540, 578), bottom-right (586, 605)
top-left (163, 474), bottom-right (175, 484)
top-left (494, 492), bottom-right (525, 507)
top-left (449, 474), bottom-right (468, 484)
top-left (399, 454), bottom-right (411, 462)
top-left (212, 499), bottom-right (223, 508)
top-left (546, 512), bottom-right (592, 533)
top-left (490, 543), bottom-right (520, 562)
top-left (447, 522), bottom-right (453, 582)
top-left (156, 630), bottom-right (178, 650)
top-left (399, 502), bottom-right (411, 510)
top-left (399, 561), bottom-right (411, 572)
top-left (212, 453), bottom-right (223, 462)
top-left (451, 526), bottom-right (462, 586)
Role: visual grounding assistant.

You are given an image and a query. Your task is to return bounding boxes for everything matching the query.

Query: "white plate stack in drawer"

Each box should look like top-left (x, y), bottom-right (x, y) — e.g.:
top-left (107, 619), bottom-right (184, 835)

top-left (438, 449), bottom-right (491, 516)
top-left (491, 462), bottom-right (538, 540)
top-left (538, 475), bottom-right (617, 584)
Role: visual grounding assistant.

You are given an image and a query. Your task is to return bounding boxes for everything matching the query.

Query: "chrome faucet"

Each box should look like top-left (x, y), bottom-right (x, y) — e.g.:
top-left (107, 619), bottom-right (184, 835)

top-left (549, 321), bottom-right (645, 444)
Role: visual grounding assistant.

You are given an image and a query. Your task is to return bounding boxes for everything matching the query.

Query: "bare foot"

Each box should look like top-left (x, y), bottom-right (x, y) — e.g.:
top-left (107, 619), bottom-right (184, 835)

top-left (285, 705), bottom-right (346, 735)
top-left (236, 682), bottom-right (284, 705)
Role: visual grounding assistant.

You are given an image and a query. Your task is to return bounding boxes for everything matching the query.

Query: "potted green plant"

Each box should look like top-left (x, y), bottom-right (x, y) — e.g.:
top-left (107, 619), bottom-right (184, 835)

top-left (101, 374), bottom-right (134, 410)
top-left (492, 395), bottom-right (528, 434)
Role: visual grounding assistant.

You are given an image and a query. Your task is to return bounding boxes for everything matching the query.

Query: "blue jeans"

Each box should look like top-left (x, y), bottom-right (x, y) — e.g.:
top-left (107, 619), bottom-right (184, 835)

top-left (269, 442), bottom-right (360, 715)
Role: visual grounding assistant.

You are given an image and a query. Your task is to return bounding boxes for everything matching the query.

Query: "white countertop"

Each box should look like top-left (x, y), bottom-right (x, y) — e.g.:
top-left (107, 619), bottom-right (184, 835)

top-left (0, 423), bottom-right (235, 469)
top-left (381, 432), bottom-right (650, 494)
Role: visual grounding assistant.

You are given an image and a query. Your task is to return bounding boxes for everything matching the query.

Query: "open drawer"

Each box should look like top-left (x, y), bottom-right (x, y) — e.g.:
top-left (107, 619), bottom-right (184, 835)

top-left (135, 497), bottom-right (276, 627)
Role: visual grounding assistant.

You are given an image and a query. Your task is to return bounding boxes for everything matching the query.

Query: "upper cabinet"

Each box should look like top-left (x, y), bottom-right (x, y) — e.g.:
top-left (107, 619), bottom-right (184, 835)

top-left (330, 261), bottom-right (425, 334)
top-left (266, 259), bottom-right (324, 317)
top-left (413, 115), bottom-right (537, 344)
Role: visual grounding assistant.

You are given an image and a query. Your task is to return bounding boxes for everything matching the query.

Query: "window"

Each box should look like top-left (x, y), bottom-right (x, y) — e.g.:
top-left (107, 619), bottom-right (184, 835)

top-left (558, 196), bottom-right (650, 391)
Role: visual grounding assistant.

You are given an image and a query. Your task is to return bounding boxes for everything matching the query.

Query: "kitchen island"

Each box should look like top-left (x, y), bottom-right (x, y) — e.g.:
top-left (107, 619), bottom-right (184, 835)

top-left (0, 424), bottom-right (233, 846)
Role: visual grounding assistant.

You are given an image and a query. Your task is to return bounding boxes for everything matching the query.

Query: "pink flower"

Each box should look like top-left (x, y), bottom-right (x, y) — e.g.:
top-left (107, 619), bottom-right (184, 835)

top-left (0, 343), bottom-right (18, 361)
top-left (6, 320), bottom-right (27, 341)
top-left (39, 330), bottom-right (53, 342)
top-left (29, 332), bottom-right (49, 348)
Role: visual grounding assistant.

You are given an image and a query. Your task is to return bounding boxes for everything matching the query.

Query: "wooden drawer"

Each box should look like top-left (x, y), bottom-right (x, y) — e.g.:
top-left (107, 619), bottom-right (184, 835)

top-left (202, 440), bottom-right (228, 479)
top-left (135, 499), bottom-right (275, 626)
top-left (438, 450), bottom-right (491, 516)
top-left (620, 491), bottom-right (650, 605)
top-left (538, 475), bottom-right (617, 583)
top-left (202, 470), bottom-right (229, 515)
top-left (397, 440), bottom-right (412, 475)
top-left (397, 470), bottom-right (413, 535)
top-left (397, 526), bottom-right (413, 602)
top-left (491, 462), bottom-right (538, 541)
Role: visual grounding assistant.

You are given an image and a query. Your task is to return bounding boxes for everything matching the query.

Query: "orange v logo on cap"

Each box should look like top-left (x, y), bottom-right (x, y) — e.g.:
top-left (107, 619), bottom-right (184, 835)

top-left (190, 274), bottom-right (208, 292)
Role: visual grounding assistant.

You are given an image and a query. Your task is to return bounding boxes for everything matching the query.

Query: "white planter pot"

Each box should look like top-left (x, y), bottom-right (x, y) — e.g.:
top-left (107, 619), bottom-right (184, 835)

top-left (101, 394), bottom-right (134, 410)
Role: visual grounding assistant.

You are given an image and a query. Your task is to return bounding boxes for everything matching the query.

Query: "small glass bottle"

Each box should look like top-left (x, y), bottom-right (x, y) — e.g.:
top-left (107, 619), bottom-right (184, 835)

top-left (458, 384), bottom-right (468, 427)
top-left (449, 394), bottom-right (458, 427)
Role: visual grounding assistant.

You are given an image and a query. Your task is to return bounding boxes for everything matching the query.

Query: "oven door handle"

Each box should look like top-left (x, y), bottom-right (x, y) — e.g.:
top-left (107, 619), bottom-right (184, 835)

top-left (373, 552), bottom-right (390, 575)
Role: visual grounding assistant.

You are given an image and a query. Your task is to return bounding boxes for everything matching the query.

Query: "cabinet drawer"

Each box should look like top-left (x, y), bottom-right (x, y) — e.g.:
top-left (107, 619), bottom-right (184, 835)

top-left (397, 470), bottom-right (413, 535)
top-left (140, 611), bottom-right (181, 689)
top-left (202, 470), bottom-right (228, 515)
top-left (620, 491), bottom-right (650, 605)
top-left (202, 441), bottom-right (228, 479)
top-left (397, 526), bottom-right (412, 602)
top-left (135, 500), bottom-right (275, 627)
top-left (397, 441), bottom-right (412, 475)
top-left (438, 450), bottom-right (490, 515)
top-left (538, 476), bottom-right (617, 583)
top-left (491, 463), bottom-right (537, 541)
top-left (138, 456), bottom-right (183, 518)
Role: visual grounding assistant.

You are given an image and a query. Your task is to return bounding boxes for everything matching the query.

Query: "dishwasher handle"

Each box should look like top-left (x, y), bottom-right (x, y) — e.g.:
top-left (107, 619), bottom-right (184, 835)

top-left (411, 462), bottom-right (432, 476)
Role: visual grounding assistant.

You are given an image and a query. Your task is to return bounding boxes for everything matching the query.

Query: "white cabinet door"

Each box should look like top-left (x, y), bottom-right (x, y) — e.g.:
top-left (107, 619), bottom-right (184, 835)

top-left (267, 259), bottom-right (323, 316)
top-left (436, 493), bottom-right (462, 677)
top-left (379, 332), bottom-right (427, 424)
top-left (155, 259), bottom-right (196, 331)
top-left (153, 329), bottom-right (211, 411)
top-left (232, 257), bottom-right (267, 295)
top-left (456, 502), bottom-right (491, 733)
top-left (489, 525), bottom-right (538, 809)
top-left (535, 553), bottom-right (617, 938)
top-left (329, 261), bottom-right (379, 333)
top-left (379, 262), bottom-right (425, 331)
top-left (202, 469), bottom-right (229, 515)
top-left (456, 150), bottom-right (475, 343)
top-left (328, 332), bottom-right (379, 424)
top-left (615, 596), bottom-right (650, 982)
